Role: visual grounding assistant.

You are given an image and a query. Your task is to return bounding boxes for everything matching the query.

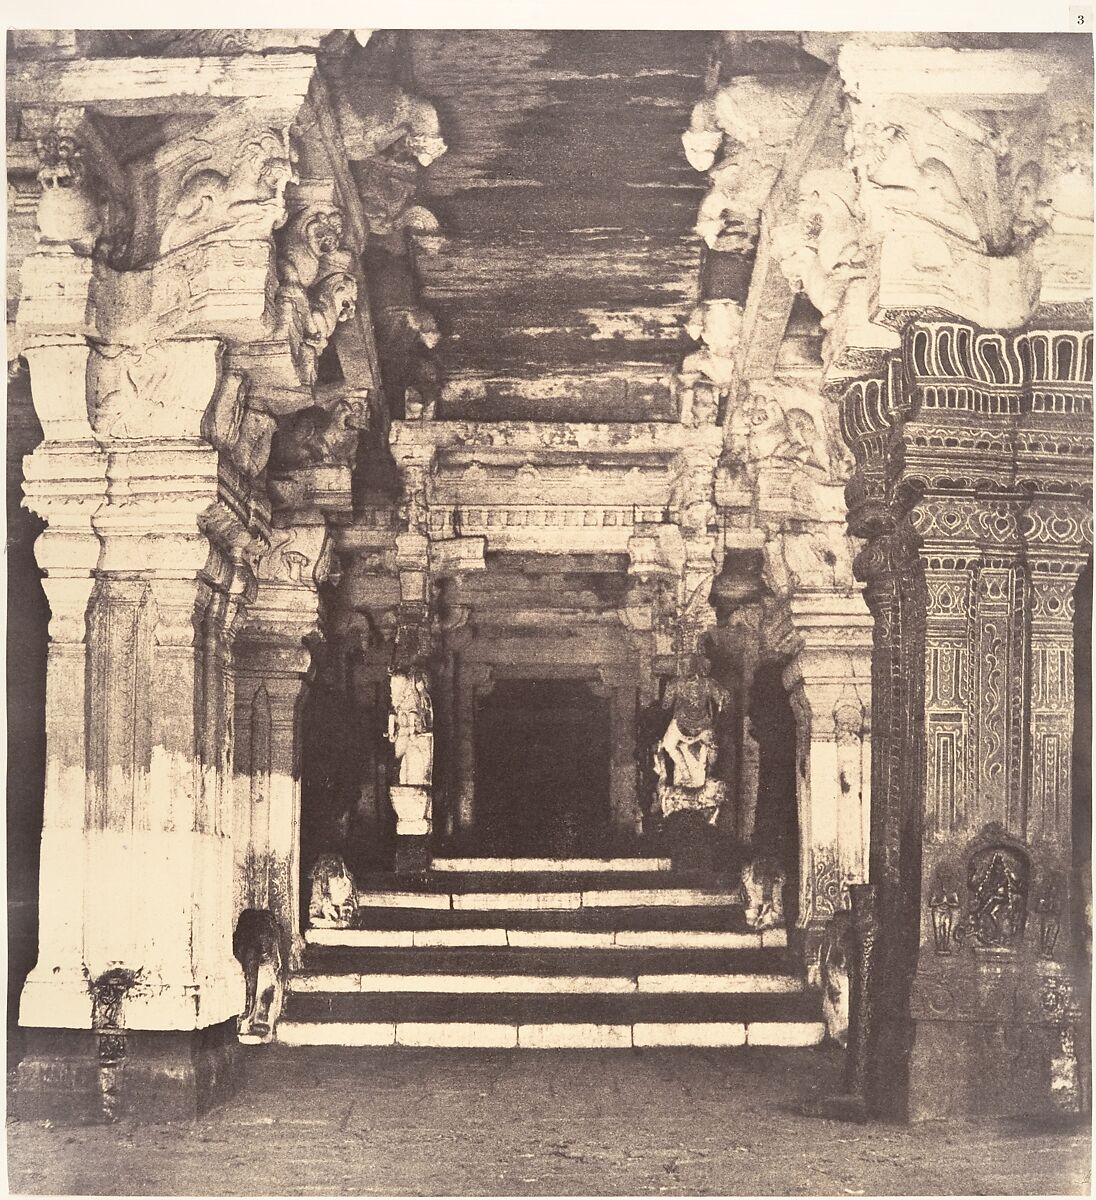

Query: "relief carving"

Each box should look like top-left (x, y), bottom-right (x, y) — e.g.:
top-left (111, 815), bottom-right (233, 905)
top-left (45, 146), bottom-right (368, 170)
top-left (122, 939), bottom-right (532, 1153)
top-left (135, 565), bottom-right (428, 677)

top-left (86, 339), bottom-right (220, 440)
top-left (269, 392), bottom-right (369, 471)
top-left (332, 52), bottom-right (448, 248)
top-left (772, 168), bottom-right (865, 367)
top-left (683, 76), bottom-right (814, 248)
top-left (653, 653), bottom-right (730, 819)
top-left (34, 128), bottom-right (105, 256)
top-left (967, 845), bottom-right (1030, 950)
top-left (160, 130), bottom-right (296, 255)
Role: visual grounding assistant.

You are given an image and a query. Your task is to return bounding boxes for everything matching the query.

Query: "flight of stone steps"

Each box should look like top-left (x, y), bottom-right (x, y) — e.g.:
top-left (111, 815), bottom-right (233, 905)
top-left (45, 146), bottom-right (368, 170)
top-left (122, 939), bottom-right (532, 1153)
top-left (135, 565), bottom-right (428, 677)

top-left (278, 856), bottom-right (824, 1049)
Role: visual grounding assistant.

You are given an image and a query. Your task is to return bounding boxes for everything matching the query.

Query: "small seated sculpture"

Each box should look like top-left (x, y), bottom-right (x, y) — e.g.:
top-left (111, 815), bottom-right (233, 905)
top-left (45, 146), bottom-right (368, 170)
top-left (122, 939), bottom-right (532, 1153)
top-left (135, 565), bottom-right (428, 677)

top-left (233, 908), bottom-right (286, 1045)
top-left (659, 654), bottom-right (730, 791)
top-left (308, 854), bottom-right (357, 927)
top-left (388, 667), bottom-right (434, 786)
top-left (739, 857), bottom-right (787, 932)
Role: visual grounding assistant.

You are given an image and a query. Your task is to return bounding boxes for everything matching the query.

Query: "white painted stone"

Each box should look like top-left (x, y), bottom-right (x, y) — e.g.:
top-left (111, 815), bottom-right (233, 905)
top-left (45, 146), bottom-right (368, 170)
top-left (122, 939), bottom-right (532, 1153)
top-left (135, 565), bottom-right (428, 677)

top-left (603, 859), bottom-right (673, 872)
top-left (290, 974), bottom-right (361, 993)
top-left (389, 784), bottom-right (432, 836)
top-left (358, 974), bottom-right (636, 994)
top-left (508, 857), bottom-right (672, 873)
top-left (305, 928), bottom-right (414, 947)
top-left (633, 1022), bottom-right (747, 1047)
top-left (745, 1022), bottom-right (826, 1046)
top-left (507, 929), bottom-right (617, 949)
top-left (636, 974), bottom-right (803, 994)
top-left (431, 857), bottom-right (513, 872)
top-left (412, 928), bottom-right (509, 948)
top-left (613, 931), bottom-right (763, 950)
top-left (581, 888), bottom-right (734, 908)
top-left (396, 1022), bottom-right (518, 1048)
top-left (451, 891), bottom-right (583, 911)
top-left (517, 1023), bottom-right (632, 1049)
top-left (356, 891), bottom-right (451, 910)
top-left (277, 1022), bottom-right (396, 1046)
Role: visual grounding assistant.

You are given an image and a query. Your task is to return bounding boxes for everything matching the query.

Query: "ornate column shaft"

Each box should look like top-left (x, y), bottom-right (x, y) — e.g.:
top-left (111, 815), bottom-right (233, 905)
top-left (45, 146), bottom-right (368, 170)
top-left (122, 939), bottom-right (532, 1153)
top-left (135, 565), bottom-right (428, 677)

top-left (233, 523), bottom-right (329, 966)
top-left (780, 594), bottom-right (873, 935)
top-left (841, 322), bottom-right (1093, 1121)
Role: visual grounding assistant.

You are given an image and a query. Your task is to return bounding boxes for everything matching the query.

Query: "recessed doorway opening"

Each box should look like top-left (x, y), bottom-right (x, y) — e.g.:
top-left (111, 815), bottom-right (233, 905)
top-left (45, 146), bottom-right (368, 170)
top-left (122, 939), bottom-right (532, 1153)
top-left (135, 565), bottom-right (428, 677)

top-left (473, 678), bottom-right (611, 855)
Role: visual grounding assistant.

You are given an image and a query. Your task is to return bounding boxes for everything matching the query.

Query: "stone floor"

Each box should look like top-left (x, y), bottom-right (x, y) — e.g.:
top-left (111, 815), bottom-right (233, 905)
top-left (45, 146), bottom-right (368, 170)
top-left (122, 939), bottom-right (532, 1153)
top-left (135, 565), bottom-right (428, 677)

top-left (6, 1045), bottom-right (1090, 1196)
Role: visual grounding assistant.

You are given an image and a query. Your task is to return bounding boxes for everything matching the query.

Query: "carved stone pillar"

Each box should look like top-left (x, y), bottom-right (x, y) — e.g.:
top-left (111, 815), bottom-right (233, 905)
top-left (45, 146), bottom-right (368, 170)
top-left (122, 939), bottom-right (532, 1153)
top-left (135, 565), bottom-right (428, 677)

top-left (8, 46), bottom-right (340, 1120)
top-left (16, 357), bottom-right (257, 1118)
top-left (232, 523), bottom-right (328, 968)
top-left (779, 593), bottom-right (873, 938)
top-left (840, 322), bottom-right (1093, 1121)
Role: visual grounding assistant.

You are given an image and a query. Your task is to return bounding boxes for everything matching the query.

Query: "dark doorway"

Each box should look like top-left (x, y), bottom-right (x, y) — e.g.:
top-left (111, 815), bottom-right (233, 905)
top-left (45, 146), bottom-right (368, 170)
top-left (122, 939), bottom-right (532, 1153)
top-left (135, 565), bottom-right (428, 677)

top-left (474, 679), bottom-right (610, 855)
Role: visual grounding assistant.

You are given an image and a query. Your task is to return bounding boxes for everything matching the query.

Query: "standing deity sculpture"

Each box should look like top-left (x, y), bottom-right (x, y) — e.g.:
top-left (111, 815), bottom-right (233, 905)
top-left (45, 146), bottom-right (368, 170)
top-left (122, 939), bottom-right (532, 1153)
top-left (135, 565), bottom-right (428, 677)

top-left (388, 666), bottom-right (434, 786)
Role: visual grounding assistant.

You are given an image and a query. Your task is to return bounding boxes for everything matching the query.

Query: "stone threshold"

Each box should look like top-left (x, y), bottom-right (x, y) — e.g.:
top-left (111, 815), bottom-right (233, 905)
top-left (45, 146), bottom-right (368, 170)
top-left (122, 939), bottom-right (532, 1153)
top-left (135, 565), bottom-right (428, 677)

top-left (276, 1020), bottom-right (825, 1049)
top-left (430, 857), bottom-right (674, 872)
top-left (306, 927), bottom-right (788, 950)
top-left (290, 972), bottom-right (805, 995)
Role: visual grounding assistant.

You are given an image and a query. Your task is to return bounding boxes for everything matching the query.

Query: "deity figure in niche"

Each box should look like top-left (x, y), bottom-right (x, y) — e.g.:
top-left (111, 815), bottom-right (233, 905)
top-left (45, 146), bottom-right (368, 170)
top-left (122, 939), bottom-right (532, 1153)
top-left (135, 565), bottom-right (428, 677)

top-left (969, 847), bottom-right (1028, 948)
top-left (388, 667), bottom-right (434, 786)
top-left (658, 654), bottom-right (731, 791)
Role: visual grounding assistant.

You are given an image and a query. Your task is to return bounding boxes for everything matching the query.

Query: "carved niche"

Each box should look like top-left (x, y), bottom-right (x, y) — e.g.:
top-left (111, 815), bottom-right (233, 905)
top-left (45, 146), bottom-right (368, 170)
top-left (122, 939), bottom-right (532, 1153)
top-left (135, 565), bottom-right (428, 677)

top-left (966, 844), bottom-right (1030, 950)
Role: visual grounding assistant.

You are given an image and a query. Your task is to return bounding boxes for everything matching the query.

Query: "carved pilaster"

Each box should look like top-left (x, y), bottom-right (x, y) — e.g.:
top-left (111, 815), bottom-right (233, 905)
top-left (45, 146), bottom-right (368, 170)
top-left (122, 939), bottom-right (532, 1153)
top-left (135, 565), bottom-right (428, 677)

top-left (839, 319), bottom-right (1093, 1120)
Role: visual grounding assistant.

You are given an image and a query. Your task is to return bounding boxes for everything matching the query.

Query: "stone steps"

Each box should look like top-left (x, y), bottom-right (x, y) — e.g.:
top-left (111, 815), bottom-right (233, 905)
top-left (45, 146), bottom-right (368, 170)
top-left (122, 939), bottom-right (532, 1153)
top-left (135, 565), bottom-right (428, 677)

top-left (300, 946), bottom-right (796, 974)
top-left (430, 856), bottom-right (673, 872)
top-left (280, 857), bottom-right (821, 1049)
top-left (306, 925), bottom-right (786, 950)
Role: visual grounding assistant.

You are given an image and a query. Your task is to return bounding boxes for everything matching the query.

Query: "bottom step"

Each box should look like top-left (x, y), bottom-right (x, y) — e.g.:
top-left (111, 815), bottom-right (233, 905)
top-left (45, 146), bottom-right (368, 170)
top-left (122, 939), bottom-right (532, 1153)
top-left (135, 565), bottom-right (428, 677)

top-left (276, 1020), bottom-right (825, 1049)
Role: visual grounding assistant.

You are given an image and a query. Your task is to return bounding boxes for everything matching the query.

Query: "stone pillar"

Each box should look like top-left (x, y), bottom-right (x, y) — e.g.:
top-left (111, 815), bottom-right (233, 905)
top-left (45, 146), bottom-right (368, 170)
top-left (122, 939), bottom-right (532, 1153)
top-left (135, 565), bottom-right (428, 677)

top-left (454, 660), bottom-right (493, 835)
top-left (16, 345), bottom-right (254, 1119)
top-left (780, 593), bottom-right (873, 939)
top-left (840, 322), bottom-right (1093, 1120)
top-left (8, 47), bottom-right (335, 1119)
top-left (233, 523), bottom-right (327, 967)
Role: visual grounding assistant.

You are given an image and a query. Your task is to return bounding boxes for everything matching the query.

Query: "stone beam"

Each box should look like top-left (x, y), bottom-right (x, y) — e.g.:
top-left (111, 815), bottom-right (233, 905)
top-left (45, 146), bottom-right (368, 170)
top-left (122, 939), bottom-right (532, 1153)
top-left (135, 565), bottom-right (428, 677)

top-left (8, 53), bottom-right (320, 113)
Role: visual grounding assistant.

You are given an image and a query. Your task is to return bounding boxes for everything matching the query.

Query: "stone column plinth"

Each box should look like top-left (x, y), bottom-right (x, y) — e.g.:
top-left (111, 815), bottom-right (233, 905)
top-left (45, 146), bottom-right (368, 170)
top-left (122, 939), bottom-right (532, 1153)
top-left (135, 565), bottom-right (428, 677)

top-left (840, 322), bottom-right (1093, 1121)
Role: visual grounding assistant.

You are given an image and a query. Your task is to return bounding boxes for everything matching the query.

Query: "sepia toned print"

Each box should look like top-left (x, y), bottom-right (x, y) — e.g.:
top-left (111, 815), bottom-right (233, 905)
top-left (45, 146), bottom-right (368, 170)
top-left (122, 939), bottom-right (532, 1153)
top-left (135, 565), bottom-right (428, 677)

top-left (5, 25), bottom-right (1092, 1195)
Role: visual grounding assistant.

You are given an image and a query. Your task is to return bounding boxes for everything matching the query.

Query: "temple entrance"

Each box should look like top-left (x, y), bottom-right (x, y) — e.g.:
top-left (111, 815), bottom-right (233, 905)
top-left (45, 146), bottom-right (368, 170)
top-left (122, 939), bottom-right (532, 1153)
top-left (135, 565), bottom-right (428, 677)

top-left (472, 679), bottom-right (611, 855)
